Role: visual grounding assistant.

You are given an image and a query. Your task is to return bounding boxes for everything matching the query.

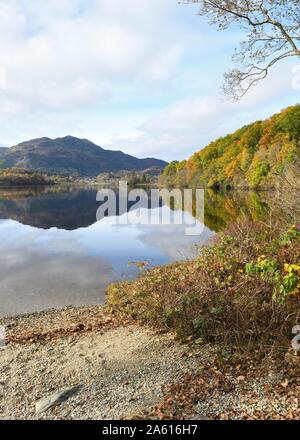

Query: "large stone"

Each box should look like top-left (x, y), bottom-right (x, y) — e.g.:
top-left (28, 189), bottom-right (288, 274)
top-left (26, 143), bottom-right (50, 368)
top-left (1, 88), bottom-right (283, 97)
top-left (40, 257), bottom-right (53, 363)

top-left (35, 386), bottom-right (80, 414)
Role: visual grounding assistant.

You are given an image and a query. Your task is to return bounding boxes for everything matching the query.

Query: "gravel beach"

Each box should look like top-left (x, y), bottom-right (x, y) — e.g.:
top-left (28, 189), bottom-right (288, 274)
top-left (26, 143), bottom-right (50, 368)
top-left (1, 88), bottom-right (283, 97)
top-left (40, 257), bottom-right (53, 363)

top-left (0, 306), bottom-right (299, 420)
top-left (0, 306), bottom-right (211, 420)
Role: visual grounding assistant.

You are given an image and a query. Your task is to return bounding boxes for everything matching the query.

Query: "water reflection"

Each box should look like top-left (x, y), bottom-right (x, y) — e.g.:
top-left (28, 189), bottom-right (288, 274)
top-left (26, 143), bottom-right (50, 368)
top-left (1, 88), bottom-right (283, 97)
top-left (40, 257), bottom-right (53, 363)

top-left (0, 186), bottom-right (212, 316)
top-left (0, 185), bottom-right (290, 316)
top-left (203, 190), bottom-right (270, 232)
top-left (0, 187), bottom-right (106, 230)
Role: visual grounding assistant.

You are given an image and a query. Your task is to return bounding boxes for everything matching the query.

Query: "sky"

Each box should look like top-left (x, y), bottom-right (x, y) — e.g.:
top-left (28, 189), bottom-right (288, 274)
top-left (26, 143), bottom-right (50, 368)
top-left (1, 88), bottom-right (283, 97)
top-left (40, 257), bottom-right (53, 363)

top-left (0, 0), bottom-right (299, 161)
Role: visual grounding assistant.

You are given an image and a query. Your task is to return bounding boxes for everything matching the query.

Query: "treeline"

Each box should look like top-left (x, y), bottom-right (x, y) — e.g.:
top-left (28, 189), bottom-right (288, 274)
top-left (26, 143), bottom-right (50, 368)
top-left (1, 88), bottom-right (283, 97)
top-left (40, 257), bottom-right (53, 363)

top-left (160, 105), bottom-right (300, 189)
top-left (95, 169), bottom-right (160, 186)
top-left (0, 168), bottom-right (51, 187)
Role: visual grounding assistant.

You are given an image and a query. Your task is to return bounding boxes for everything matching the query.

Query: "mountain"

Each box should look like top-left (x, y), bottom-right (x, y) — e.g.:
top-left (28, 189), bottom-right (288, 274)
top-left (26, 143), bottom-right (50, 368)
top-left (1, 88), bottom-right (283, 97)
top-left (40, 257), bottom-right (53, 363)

top-left (161, 105), bottom-right (300, 189)
top-left (0, 148), bottom-right (8, 158)
top-left (0, 136), bottom-right (168, 176)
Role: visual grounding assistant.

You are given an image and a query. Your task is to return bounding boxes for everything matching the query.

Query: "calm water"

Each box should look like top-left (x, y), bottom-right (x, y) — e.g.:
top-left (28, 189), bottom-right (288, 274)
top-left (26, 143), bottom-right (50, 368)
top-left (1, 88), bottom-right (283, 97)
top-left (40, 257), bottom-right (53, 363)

top-left (0, 186), bottom-right (214, 316)
top-left (0, 185), bottom-right (283, 316)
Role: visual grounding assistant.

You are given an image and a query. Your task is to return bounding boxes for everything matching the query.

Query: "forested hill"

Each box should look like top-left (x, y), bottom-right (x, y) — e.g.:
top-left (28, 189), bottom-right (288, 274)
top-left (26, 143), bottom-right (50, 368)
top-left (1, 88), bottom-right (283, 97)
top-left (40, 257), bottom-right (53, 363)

top-left (161, 105), bottom-right (300, 189)
top-left (0, 136), bottom-right (167, 177)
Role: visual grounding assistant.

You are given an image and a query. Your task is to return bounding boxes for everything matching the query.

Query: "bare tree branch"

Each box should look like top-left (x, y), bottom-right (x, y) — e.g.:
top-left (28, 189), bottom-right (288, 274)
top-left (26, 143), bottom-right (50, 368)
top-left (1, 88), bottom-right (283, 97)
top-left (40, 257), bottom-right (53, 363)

top-left (181, 1), bottom-right (300, 99)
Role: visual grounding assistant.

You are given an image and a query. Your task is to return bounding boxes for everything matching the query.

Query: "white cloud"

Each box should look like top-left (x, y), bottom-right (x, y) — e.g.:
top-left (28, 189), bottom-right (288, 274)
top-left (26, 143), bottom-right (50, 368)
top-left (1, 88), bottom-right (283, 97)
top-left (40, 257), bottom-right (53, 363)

top-left (110, 61), bottom-right (300, 160)
top-left (0, 0), bottom-right (298, 160)
top-left (0, 0), bottom-right (185, 112)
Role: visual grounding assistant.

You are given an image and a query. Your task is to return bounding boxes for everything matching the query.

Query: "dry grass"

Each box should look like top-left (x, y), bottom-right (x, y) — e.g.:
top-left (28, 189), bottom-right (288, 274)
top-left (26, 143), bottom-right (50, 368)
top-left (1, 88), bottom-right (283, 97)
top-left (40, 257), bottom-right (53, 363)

top-left (107, 220), bottom-right (300, 355)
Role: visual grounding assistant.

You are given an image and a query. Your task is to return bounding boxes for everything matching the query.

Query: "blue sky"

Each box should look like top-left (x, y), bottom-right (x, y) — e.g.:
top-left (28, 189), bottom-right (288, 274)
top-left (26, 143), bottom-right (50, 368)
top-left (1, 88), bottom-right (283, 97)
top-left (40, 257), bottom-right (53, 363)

top-left (0, 0), bottom-right (299, 161)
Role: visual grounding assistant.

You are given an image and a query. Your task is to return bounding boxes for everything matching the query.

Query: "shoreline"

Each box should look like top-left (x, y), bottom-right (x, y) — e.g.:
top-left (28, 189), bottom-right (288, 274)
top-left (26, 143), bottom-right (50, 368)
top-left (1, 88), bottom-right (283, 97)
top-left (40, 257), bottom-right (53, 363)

top-left (0, 181), bottom-right (278, 190)
top-left (0, 305), bottom-right (120, 345)
top-left (0, 304), bottom-right (103, 322)
top-left (0, 303), bottom-right (299, 420)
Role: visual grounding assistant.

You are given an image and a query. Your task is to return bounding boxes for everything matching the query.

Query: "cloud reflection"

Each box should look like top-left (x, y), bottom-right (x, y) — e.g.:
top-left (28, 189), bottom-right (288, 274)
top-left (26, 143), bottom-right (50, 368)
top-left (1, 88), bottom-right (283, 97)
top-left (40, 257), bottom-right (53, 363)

top-left (0, 204), bottom-right (211, 316)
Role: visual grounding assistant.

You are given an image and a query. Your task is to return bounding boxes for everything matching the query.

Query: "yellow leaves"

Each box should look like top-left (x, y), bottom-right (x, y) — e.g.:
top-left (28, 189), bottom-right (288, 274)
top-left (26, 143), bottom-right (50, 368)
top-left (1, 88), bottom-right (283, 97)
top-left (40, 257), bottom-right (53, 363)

top-left (160, 104), bottom-right (300, 189)
top-left (224, 159), bottom-right (238, 179)
top-left (284, 263), bottom-right (300, 276)
top-left (258, 255), bottom-right (267, 262)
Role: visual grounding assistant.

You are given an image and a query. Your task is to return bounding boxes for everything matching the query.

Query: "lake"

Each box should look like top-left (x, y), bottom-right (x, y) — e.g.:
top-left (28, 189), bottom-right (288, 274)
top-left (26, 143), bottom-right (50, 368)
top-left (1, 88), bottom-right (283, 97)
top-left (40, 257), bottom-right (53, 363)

top-left (0, 185), bottom-right (281, 316)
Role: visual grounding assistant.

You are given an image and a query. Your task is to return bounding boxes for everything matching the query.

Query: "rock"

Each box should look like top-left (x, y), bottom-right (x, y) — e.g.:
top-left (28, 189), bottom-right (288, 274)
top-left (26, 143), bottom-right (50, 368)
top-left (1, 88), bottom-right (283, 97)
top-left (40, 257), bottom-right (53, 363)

top-left (35, 386), bottom-right (80, 414)
top-left (237, 375), bottom-right (246, 382)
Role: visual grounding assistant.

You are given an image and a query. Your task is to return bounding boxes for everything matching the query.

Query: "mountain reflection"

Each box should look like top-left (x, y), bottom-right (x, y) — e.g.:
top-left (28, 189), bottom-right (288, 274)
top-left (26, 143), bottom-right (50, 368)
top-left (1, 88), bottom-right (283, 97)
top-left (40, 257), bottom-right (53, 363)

top-left (0, 187), bottom-right (165, 230)
top-left (0, 186), bottom-right (274, 232)
top-left (0, 186), bottom-right (212, 316)
top-left (0, 187), bottom-right (102, 230)
top-left (1, 185), bottom-right (289, 317)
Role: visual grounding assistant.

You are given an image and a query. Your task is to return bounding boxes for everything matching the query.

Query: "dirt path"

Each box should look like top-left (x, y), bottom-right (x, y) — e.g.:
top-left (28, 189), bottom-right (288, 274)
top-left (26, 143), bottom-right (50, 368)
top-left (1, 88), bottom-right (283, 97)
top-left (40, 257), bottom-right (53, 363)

top-left (0, 307), bottom-right (211, 420)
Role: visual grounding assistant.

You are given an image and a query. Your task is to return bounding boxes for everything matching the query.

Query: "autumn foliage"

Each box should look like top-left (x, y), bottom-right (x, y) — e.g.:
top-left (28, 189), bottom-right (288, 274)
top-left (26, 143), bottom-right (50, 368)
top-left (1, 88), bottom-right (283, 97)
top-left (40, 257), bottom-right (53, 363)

top-left (161, 105), bottom-right (300, 189)
top-left (107, 222), bottom-right (300, 354)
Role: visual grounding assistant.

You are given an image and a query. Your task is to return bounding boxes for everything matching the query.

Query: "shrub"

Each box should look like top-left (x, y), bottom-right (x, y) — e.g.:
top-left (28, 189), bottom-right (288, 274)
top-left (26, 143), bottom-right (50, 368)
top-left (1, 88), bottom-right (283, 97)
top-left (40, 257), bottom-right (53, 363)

top-left (107, 222), bottom-right (300, 354)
